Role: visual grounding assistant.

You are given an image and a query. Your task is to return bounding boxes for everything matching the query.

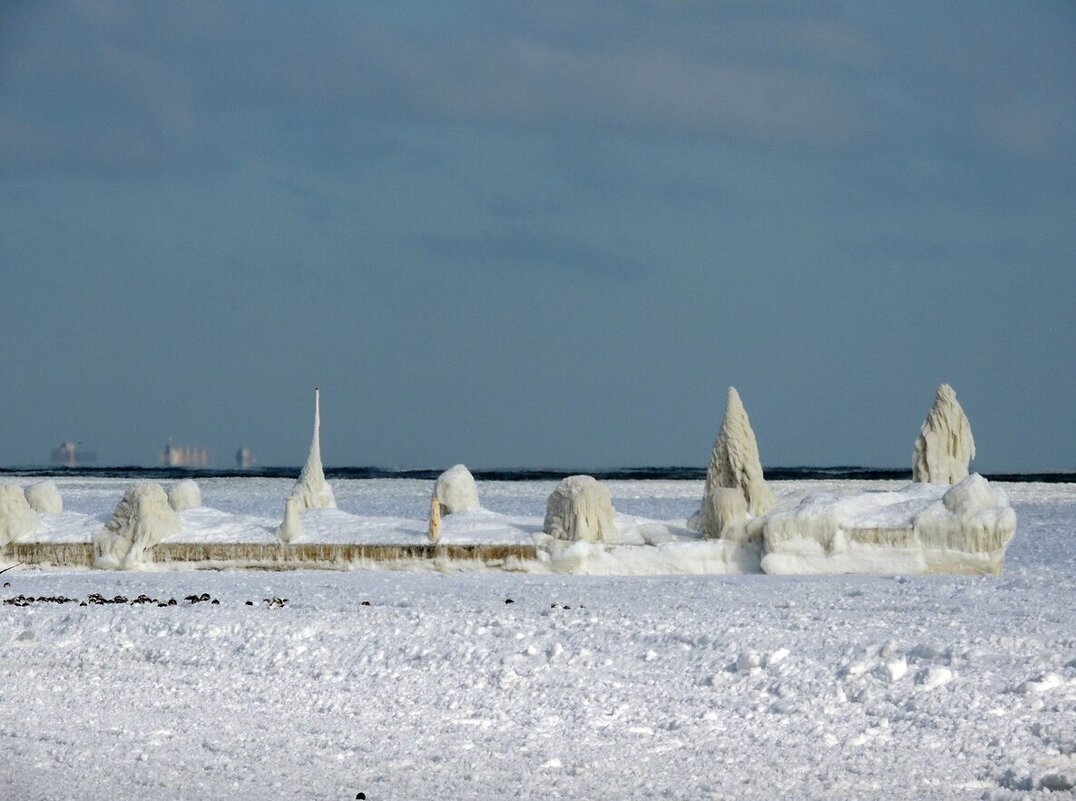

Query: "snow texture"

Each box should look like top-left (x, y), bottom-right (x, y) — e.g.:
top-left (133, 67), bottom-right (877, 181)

top-left (692, 387), bottom-right (774, 528)
top-left (433, 464), bottom-right (480, 515)
top-left (91, 483), bottom-right (183, 569)
top-left (760, 473), bottom-right (1016, 575)
top-left (167, 479), bottom-right (202, 512)
top-left (25, 480), bottom-right (63, 514)
top-left (544, 475), bottom-right (616, 543)
top-left (275, 496), bottom-right (304, 544)
top-left (290, 387), bottom-right (336, 510)
top-left (913, 383), bottom-right (975, 484)
top-left (0, 483), bottom-right (40, 545)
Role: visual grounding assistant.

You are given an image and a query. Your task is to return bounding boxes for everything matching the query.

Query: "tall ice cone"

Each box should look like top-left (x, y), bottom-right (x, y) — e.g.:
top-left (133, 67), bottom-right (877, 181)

top-left (290, 387), bottom-right (336, 510)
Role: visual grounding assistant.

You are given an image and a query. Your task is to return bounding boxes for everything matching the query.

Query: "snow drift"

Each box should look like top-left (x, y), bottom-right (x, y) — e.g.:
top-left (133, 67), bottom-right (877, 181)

top-left (0, 483), bottom-right (40, 546)
top-left (92, 483), bottom-right (183, 569)
top-left (168, 479), bottom-right (202, 512)
top-left (433, 464), bottom-right (480, 515)
top-left (690, 387), bottom-right (774, 531)
top-left (290, 387), bottom-right (336, 510)
top-left (25, 480), bottom-right (63, 514)
top-left (544, 476), bottom-right (616, 543)
top-left (913, 383), bottom-right (975, 484)
top-left (759, 473), bottom-right (1016, 575)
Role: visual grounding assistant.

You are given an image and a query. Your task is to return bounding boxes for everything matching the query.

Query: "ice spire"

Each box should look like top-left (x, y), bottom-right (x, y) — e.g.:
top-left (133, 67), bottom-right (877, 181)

top-left (703, 387), bottom-right (774, 517)
top-left (913, 383), bottom-right (975, 484)
top-left (290, 387), bottom-right (336, 510)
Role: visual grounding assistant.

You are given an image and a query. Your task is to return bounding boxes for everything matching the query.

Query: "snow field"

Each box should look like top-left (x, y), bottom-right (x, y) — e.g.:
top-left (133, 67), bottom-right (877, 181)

top-left (0, 479), bottom-right (1073, 800)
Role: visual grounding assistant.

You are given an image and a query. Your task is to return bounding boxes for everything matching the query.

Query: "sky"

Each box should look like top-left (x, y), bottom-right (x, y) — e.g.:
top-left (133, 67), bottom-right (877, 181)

top-left (1, 1), bottom-right (1073, 471)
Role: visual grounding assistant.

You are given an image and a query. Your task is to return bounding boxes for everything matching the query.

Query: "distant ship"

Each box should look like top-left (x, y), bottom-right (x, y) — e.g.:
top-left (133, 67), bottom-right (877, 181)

top-left (161, 441), bottom-right (208, 468)
top-left (51, 441), bottom-right (96, 467)
top-left (236, 446), bottom-right (257, 470)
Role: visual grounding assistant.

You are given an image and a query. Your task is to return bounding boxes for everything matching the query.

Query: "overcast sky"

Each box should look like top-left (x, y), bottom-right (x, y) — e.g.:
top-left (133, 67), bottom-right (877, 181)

top-left (1, 1), bottom-right (1073, 470)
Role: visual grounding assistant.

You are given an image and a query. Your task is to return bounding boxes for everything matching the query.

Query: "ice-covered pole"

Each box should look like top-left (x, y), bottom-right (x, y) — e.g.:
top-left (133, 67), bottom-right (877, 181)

top-left (290, 387), bottom-right (336, 510)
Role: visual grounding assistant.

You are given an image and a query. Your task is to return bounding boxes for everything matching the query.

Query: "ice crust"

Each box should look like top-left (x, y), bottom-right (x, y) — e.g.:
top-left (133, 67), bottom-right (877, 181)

top-left (91, 483), bottom-right (182, 569)
top-left (167, 479), bottom-right (202, 512)
top-left (544, 475), bottom-right (616, 543)
top-left (25, 480), bottom-right (63, 514)
top-left (290, 388), bottom-right (336, 510)
top-left (433, 464), bottom-right (480, 515)
top-left (913, 383), bottom-right (975, 484)
top-left (0, 483), bottom-right (40, 545)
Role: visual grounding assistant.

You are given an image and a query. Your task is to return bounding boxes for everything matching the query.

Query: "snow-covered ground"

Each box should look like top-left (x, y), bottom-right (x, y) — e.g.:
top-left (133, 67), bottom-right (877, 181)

top-left (1, 479), bottom-right (1074, 799)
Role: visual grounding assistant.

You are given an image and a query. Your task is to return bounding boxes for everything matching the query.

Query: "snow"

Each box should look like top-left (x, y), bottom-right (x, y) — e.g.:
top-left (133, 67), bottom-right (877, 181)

top-left (433, 464), bottom-right (480, 514)
top-left (25, 480), bottom-right (63, 514)
top-left (167, 478), bottom-right (202, 511)
top-left (0, 477), bottom-right (1073, 799)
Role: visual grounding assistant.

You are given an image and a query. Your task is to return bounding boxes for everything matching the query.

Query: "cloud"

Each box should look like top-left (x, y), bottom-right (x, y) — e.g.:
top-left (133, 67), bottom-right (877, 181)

top-left (422, 227), bottom-right (649, 280)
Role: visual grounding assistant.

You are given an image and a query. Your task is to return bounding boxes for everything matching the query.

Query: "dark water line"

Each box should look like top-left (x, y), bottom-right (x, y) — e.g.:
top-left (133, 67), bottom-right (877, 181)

top-left (1, 466), bottom-right (1073, 483)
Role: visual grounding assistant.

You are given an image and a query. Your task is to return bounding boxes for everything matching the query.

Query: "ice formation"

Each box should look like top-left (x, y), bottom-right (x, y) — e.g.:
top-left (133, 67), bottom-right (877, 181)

top-left (427, 495), bottom-right (442, 543)
top-left (25, 480), bottom-right (63, 514)
top-left (276, 496), bottom-right (304, 544)
top-left (689, 387), bottom-right (774, 532)
top-left (92, 483), bottom-right (182, 569)
top-left (759, 473), bottom-right (1015, 575)
top-left (168, 479), bottom-right (202, 511)
top-left (290, 387), bottom-right (336, 510)
top-left (433, 464), bottom-right (480, 515)
top-left (697, 487), bottom-right (750, 542)
top-left (913, 383), bottom-right (975, 484)
top-left (0, 483), bottom-right (40, 546)
top-left (544, 475), bottom-right (617, 543)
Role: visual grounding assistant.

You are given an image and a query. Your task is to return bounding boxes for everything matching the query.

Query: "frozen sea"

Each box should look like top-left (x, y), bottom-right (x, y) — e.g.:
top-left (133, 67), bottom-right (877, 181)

top-left (1, 477), bottom-right (1074, 799)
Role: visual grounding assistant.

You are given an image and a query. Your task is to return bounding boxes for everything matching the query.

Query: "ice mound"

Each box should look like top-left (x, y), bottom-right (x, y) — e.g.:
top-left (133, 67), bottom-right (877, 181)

top-left (0, 483), bottom-right (40, 546)
top-left (91, 483), bottom-right (182, 569)
top-left (25, 480), bottom-right (63, 514)
top-left (690, 387), bottom-right (774, 530)
top-left (276, 496), bottom-right (305, 544)
top-left (168, 479), bottom-right (202, 511)
top-left (290, 387), bottom-right (336, 510)
top-left (545, 475), bottom-right (616, 543)
top-left (913, 383), bottom-right (975, 484)
top-left (759, 473), bottom-right (1016, 575)
top-left (433, 464), bottom-right (480, 515)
